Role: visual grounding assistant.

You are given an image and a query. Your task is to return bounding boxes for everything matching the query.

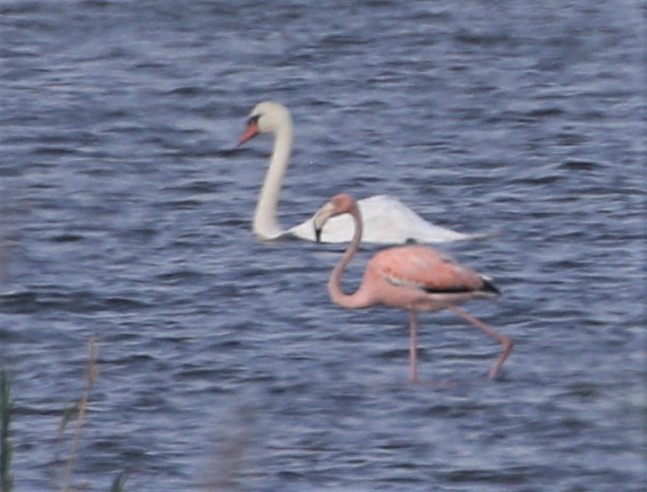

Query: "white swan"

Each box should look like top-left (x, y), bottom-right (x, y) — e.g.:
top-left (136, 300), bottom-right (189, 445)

top-left (239, 101), bottom-right (486, 244)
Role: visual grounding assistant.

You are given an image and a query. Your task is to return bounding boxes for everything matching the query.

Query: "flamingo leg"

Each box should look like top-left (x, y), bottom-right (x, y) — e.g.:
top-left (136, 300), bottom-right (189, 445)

top-left (408, 311), bottom-right (419, 382)
top-left (446, 305), bottom-right (514, 379)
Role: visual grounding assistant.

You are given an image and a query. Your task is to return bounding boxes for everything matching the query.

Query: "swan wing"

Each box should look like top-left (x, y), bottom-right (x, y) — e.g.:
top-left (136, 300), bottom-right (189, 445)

top-left (357, 195), bottom-right (475, 244)
top-left (290, 195), bottom-right (483, 244)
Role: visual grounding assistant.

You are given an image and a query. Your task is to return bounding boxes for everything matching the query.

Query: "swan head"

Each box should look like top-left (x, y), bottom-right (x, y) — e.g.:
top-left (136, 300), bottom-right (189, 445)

top-left (239, 101), bottom-right (292, 145)
top-left (313, 193), bottom-right (357, 243)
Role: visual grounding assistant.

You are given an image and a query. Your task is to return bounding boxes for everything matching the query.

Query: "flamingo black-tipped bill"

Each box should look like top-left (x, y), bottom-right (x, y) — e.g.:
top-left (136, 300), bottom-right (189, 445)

top-left (312, 201), bottom-right (336, 243)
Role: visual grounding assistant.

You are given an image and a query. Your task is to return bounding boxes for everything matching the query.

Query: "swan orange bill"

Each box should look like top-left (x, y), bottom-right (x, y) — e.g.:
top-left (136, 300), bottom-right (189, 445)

top-left (313, 193), bottom-right (514, 382)
top-left (238, 120), bottom-right (259, 145)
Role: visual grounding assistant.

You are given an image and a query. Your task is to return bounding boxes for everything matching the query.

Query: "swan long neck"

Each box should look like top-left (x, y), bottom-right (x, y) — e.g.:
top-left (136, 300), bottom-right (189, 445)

top-left (328, 204), bottom-right (375, 309)
top-left (253, 118), bottom-right (293, 239)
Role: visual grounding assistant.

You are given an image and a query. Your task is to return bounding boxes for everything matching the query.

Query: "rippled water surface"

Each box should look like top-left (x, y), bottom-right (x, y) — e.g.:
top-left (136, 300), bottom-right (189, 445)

top-left (0, 0), bottom-right (645, 490)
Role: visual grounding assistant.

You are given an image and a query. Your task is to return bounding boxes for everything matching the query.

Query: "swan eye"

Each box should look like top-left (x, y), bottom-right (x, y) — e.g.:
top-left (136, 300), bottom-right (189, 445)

top-left (247, 114), bottom-right (261, 126)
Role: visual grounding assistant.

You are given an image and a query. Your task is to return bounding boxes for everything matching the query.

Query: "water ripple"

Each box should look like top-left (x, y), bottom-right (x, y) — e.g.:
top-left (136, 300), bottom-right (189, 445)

top-left (0, 0), bottom-right (643, 490)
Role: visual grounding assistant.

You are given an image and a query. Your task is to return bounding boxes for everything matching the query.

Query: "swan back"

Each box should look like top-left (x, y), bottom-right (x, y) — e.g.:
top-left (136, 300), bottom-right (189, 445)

top-left (290, 195), bottom-right (481, 244)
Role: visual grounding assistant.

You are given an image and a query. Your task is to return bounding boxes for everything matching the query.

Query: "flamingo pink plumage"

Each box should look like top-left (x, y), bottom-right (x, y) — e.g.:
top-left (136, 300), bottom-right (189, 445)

top-left (313, 193), bottom-right (514, 381)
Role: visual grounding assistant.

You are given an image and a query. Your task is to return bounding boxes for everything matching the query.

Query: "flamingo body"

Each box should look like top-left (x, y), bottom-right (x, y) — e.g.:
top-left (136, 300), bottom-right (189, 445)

top-left (373, 245), bottom-right (490, 293)
top-left (313, 193), bottom-right (513, 381)
top-left (239, 101), bottom-right (488, 244)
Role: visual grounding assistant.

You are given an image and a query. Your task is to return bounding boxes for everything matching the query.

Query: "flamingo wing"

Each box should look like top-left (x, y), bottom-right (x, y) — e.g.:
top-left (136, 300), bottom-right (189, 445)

top-left (372, 245), bottom-right (493, 294)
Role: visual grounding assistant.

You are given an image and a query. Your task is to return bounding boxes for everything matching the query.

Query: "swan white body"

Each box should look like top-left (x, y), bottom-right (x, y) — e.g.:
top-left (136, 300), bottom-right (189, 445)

top-left (288, 195), bottom-right (473, 243)
top-left (239, 101), bottom-right (485, 244)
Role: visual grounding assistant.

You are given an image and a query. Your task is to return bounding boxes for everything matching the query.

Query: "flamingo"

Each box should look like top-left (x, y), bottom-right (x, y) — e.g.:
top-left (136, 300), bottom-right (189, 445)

top-left (313, 193), bottom-right (513, 381)
top-left (238, 101), bottom-right (488, 244)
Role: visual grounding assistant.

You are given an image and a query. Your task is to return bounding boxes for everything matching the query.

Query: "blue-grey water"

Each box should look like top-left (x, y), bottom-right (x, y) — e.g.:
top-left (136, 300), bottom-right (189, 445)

top-left (0, 0), bottom-right (645, 490)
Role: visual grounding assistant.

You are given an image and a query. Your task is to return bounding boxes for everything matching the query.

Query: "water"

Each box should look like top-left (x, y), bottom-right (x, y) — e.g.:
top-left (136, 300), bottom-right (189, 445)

top-left (0, 0), bottom-right (644, 490)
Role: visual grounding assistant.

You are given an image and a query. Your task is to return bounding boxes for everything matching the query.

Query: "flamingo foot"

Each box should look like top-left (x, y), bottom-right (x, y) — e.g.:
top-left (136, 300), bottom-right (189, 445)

top-left (488, 338), bottom-right (515, 379)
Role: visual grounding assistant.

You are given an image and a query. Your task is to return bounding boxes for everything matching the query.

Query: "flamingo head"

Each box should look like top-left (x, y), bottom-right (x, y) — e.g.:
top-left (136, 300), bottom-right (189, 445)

top-left (313, 193), bottom-right (356, 242)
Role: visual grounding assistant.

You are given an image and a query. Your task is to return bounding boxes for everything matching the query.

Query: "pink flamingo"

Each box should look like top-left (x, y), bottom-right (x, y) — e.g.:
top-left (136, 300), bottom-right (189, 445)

top-left (313, 193), bottom-right (514, 381)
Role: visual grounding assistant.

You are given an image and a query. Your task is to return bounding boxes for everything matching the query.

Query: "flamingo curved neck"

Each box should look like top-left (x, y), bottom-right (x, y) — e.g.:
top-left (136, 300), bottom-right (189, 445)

top-left (253, 119), bottom-right (294, 239)
top-left (328, 205), bottom-right (375, 309)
